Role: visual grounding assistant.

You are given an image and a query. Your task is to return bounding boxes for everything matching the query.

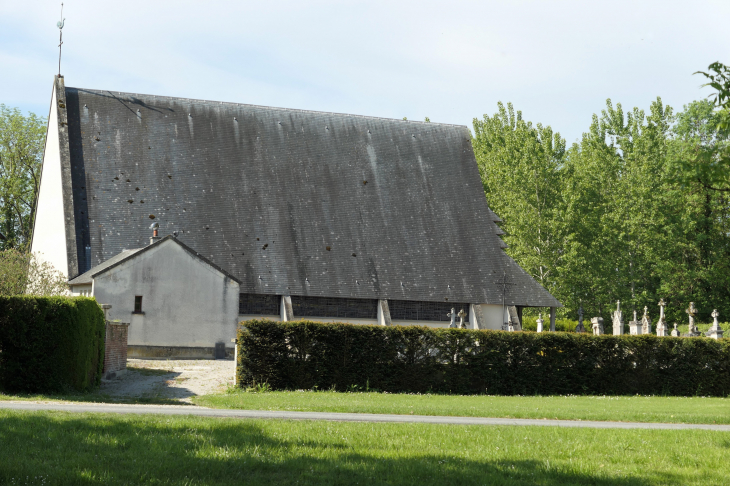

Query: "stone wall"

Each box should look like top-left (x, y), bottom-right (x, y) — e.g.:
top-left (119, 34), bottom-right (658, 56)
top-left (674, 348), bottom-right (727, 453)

top-left (103, 321), bottom-right (130, 379)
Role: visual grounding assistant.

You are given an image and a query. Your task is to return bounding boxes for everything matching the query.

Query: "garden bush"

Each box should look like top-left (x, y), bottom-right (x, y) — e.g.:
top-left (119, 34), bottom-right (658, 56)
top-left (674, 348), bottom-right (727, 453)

top-left (521, 316), bottom-right (578, 332)
top-left (0, 296), bottom-right (105, 393)
top-left (237, 320), bottom-right (730, 396)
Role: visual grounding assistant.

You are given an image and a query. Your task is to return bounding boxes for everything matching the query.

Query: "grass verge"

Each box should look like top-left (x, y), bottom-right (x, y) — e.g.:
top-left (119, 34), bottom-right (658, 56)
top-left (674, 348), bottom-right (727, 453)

top-left (0, 410), bottom-right (727, 485)
top-left (193, 390), bottom-right (730, 424)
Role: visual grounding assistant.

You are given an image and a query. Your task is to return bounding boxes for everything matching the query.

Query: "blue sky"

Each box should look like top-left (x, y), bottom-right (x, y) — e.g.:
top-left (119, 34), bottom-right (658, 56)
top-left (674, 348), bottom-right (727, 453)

top-left (2, 0), bottom-right (729, 143)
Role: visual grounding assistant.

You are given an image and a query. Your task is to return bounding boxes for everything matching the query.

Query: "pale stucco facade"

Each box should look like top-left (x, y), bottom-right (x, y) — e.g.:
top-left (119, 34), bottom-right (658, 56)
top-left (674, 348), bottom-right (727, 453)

top-left (70, 237), bottom-right (240, 356)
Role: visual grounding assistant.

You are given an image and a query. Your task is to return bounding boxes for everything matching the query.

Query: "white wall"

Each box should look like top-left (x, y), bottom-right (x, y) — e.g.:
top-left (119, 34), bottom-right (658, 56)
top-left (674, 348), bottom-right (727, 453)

top-left (70, 284), bottom-right (92, 296)
top-left (479, 304), bottom-right (508, 330)
top-left (93, 239), bottom-right (240, 348)
top-left (30, 83), bottom-right (68, 279)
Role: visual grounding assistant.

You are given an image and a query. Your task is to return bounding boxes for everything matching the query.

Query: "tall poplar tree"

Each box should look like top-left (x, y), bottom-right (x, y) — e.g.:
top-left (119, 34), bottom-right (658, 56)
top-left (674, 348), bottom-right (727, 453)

top-left (472, 102), bottom-right (566, 300)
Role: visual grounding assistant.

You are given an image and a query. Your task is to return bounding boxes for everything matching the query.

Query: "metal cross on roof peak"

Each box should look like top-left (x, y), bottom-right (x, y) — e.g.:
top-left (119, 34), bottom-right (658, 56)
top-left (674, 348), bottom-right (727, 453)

top-left (57, 3), bottom-right (65, 76)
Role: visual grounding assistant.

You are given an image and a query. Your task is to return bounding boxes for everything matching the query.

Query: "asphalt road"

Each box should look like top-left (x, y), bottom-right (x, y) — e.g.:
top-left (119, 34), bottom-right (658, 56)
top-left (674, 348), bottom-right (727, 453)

top-left (2, 401), bottom-right (729, 431)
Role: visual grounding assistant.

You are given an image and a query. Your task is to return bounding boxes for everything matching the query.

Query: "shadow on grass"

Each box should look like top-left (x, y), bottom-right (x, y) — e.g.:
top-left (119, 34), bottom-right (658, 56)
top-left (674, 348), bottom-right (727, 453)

top-left (0, 413), bottom-right (681, 486)
top-left (0, 368), bottom-right (194, 405)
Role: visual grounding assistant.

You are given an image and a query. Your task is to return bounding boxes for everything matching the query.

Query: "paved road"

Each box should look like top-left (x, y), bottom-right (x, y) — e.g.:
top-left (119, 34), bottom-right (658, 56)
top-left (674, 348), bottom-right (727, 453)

top-left (2, 401), bottom-right (729, 431)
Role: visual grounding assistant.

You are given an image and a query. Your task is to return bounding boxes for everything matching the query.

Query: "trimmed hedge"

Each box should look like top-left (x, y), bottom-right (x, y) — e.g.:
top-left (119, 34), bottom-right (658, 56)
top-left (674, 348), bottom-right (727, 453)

top-left (237, 320), bottom-right (730, 396)
top-left (0, 296), bottom-right (105, 393)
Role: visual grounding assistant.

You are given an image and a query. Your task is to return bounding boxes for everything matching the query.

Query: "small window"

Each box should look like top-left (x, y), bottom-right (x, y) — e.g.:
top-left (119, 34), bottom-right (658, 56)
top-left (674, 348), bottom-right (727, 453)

top-left (134, 295), bottom-right (143, 314)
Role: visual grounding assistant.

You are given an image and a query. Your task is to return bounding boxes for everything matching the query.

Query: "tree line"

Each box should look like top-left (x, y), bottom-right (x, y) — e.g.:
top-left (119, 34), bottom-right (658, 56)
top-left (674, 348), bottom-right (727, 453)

top-left (473, 63), bottom-right (730, 323)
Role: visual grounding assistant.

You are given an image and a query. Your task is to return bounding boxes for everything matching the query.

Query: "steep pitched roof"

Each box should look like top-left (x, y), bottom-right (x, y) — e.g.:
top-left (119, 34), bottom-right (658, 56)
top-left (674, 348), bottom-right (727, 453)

top-left (61, 85), bottom-right (560, 307)
top-left (68, 236), bottom-right (242, 285)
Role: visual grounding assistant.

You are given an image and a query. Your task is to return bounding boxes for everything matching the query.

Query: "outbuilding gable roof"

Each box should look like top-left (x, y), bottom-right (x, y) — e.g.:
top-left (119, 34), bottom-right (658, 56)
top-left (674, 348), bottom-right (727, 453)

top-left (68, 236), bottom-right (242, 285)
top-left (61, 85), bottom-right (560, 307)
top-left (68, 247), bottom-right (143, 285)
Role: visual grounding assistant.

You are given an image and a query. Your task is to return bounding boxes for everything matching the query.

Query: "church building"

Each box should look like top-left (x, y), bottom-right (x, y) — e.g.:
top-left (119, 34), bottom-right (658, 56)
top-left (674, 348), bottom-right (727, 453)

top-left (32, 76), bottom-right (561, 357)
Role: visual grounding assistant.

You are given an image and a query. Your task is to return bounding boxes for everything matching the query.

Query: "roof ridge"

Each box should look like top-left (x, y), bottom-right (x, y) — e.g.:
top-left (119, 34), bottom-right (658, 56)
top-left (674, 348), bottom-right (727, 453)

top-left (66, 86), bottom-right (468, 129)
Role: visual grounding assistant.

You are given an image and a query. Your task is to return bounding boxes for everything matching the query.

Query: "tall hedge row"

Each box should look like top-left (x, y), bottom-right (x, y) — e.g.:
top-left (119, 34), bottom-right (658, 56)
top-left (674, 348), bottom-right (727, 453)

top-left (0, 296), bottom-right (106, 393)
top-left (237, 320), bottom-right (730, 396)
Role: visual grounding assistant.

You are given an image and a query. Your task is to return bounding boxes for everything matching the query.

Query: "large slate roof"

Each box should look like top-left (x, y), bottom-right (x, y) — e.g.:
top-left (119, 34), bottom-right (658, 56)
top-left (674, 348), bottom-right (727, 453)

top-left (62, 85), bottom-right (560, 307)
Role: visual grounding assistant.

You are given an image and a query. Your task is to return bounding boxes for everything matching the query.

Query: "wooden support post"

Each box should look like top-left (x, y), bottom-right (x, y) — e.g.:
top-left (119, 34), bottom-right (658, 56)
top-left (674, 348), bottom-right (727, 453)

top-left (231, 338), bottom-right (238, 386)
top-left (550, 307), bottom-right (556, 332)
top-left (280, 295), bottom-right (293, 322)
top-left (377, 300), bottom-right (392, 326)
top-left (469, 304), bottom-right (484, 329)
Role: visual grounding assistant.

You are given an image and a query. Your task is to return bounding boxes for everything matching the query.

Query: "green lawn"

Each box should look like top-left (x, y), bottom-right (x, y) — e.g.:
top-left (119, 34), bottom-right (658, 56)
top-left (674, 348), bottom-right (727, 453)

top-left (0, 410), bottom-right (728, 485)
top-left (193, 390), bottom-right (730, 424)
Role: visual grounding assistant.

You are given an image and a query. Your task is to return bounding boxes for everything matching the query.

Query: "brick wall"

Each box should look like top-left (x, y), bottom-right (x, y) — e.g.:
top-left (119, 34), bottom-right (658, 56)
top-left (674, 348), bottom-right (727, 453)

top-left (103, 321), bottom-right (130, 377)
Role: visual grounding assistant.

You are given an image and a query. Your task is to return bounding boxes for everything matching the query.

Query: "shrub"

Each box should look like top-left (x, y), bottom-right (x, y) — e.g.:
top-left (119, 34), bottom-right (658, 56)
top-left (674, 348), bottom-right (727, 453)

top-left (0, 296), bottom-right (105, 393)
top-left (237, 320), bottom-right (730, 396)
top-left (0, 250), bottom-right (69, 297)
top-left (521, 316), bottom-right (579, 332)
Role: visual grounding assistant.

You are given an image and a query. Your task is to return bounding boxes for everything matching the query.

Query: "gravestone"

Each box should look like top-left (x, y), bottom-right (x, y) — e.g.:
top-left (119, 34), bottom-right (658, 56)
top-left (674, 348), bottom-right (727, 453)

top-left (684, 302), bottom-right (701, 337)
top-left (447, 308), bottom-right (456, 328)
top-left (612, 301), bottom-right (624, 335)
top-left (656, 299), bottom-right (668, 337)
top-left (671, 323), bottom-right (680, 337)
top-left (457, 308), bottom-right (467, 329)
top-left (706, 309), bottom-right (724, 340)
top-left (629, 310), bottom-right (641, 335)
top-left (575, 305), bottom-right (586, 333)
top-left (591, 317), bottom-right (604, 335)
top-left (641, 306), bottom-right (652, 335)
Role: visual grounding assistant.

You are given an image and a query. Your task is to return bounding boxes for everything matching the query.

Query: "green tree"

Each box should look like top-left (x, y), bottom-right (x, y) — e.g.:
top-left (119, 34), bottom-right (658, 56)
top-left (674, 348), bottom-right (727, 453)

top-left (472, 102), bottom-right (567, 301)
top-left (696, 62), bottom-right (730, 132)
top-left (676, 62), bottom-right (730, 193)
top-left (0, 105), bottom-right (46, 250)
top-left (473, 97), bottom-right (730, 323)
top-left (661, 100), bottom-right (730, 322)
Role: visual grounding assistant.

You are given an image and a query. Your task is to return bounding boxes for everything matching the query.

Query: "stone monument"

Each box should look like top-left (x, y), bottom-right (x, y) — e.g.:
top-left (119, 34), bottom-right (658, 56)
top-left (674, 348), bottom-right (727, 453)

top-left (629, 310), bottom-right (641, 335)
top-left (457, 308), bottom-right (467, 329)
top-left (685, 302), bottom-right (701, 337)
top-left (671, 323), bottom-right (680, 337)
top-left (447, 308), bottom-right (456, 328)
top-left (591, 317), bottom-right (604, 335)
top-left (706, 309), bottom-right (724, 340)
top-left (612, 300), bottom-right (624, 335)
top-left (536, 313), bottom-right (544, 333)
top-left (641, 306), bottom-right (652, 335)
top-left (656, 299), bottom-right (668, 337)
top-left (575, 305), bottom-right (586, 333)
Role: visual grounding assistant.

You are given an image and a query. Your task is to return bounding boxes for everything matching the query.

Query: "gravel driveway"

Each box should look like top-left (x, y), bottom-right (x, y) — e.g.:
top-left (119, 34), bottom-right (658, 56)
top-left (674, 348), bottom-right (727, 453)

top-left (101, 359), bottom-right (236, 403)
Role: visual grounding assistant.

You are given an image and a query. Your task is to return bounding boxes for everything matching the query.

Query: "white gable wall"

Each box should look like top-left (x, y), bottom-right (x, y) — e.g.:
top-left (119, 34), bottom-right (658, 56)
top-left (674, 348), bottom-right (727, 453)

top-left (30, 82), bottom-right (68, 278)
top-left (93, 239), bottom-right (240, 348)
top-left (480, 304), bottom-right (509, 330)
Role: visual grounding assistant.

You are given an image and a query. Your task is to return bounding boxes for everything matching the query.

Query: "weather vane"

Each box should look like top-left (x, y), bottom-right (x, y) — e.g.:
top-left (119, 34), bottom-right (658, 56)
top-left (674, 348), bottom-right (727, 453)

top-left (57, 3), bottom-right (65, 76)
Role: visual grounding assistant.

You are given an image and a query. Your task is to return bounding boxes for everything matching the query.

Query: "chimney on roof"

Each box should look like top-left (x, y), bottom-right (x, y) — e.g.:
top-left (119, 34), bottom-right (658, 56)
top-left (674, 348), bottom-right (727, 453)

top-left (149, 222), bottom-right (161, 245)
